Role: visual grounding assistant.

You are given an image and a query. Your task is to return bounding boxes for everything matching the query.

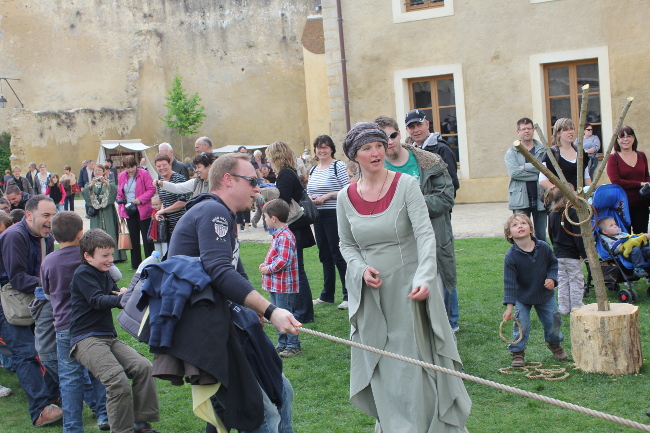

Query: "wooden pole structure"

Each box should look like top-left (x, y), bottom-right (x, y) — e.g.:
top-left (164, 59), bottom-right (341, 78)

top-left (513, 142), bottom-right (608, 310)
top-left (517, 92), bottom-right (642, 374)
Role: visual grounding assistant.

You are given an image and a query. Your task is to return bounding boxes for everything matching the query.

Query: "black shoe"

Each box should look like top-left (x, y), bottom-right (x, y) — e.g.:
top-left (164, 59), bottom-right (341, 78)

top-left (134, 422), bottom-right (159, 433)
top-left (99, 423), bottom-right (110, 431)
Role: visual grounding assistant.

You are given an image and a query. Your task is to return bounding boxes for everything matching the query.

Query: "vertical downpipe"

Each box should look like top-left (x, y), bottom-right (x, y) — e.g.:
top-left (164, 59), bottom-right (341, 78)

top-left (335, 0), bottom-right (351, 132)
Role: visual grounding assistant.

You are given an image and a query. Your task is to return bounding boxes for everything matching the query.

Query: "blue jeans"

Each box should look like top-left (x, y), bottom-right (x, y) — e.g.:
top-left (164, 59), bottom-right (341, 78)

top-left (444, 286), bottom-right (459, 330)
top-left (63, 194), bottom-right (75, 211)
top-left (0, 307), bottom-right (52, 423)
top-left (269, 293), bottom-right (300, 349)
top-left (55, 204), bottom-right (65, 212)
top-left (513, 208), bottom-right (548, 241)
top-left (629, 246), bottom-right (650, 268)
top-left (57, 329), bottom-right (108, 432)
top-left (242, 375), bottom-right (294, 433)
top-left (313, 209), bottom-right (347, 303)
top-left (508, 296), bottom-right (563, 353)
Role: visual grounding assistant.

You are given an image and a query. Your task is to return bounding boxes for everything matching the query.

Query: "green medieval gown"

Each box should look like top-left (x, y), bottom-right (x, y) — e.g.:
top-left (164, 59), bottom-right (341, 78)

top-left (337, 174), bottom-right (471, 433)
top-left (82, 180), bottom-right (127, 262)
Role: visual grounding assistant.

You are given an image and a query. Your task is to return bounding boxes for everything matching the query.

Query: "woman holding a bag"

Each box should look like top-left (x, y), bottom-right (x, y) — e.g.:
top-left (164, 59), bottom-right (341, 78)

top-left (117, 155), bottom-right (156, 269)
top-left (307, 135), bottom-right (349, 309)
top-left (60, 165), bottom-right (77, 211)
top-left (266, 141), bottom-right (316, 323)
top-left (82, 163), bottom-right (127, 262)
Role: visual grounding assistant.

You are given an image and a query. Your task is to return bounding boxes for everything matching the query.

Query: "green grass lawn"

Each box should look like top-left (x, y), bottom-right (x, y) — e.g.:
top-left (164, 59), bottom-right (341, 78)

top-left (2, 238), bottom-right (650, 432)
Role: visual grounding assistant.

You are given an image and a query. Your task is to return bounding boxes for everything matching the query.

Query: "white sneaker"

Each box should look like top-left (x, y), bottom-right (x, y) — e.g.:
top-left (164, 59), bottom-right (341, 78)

top-left (0, 385), bottom-right (12, 397)
top-left (312, 298), bottom-right (328, 305)
top-left (337, 300), bottom-right (349, 310)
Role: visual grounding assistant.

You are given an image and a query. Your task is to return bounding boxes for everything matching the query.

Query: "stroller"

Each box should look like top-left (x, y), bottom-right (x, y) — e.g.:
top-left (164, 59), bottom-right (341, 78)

top-left (586, 184), bottom-right (650, 303)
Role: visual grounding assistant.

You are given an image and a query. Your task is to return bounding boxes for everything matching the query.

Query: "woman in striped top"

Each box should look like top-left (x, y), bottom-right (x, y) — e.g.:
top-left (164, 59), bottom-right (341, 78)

top-left (307, 135), bottom-right (350, 309)
top-left (153, 154), bottom-right (190, 241)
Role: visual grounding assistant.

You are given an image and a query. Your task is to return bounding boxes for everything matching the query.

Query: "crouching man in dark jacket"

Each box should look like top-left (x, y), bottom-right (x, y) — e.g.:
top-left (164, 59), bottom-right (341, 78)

top-left (167, 153), bottom-right (299, 433)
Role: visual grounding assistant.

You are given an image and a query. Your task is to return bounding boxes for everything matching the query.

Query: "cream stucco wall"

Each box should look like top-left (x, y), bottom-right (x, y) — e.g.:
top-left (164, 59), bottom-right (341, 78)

top-left (0, 0), bottom-right (317, 172)
top-left (303, 47), bottom-right (332, 143)
top-left (321, 0), bottom-right (650, 203)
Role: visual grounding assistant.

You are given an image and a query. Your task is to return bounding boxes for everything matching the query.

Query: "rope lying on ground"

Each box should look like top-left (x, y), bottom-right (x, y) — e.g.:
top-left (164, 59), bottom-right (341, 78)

top-left (297, 327), bottom-right (650, 432)
top-left (498, 363), bottom-right (570, 381)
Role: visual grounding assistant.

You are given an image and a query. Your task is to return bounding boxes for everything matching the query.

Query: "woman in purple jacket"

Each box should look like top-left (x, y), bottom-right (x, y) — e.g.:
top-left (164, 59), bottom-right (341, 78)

top-left (117, 155), bottom-right (156, 269)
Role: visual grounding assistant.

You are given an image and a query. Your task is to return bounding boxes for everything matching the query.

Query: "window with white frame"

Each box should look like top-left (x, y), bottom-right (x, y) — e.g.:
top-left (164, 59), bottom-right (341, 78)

top-left (392, 0), bottom-right (453, 23)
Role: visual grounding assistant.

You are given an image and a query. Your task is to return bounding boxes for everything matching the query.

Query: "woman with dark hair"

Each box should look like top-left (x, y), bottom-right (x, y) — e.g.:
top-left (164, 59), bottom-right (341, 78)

top-left (45, 173), bottom-right (66, 212)
top-left (117, 155), bottom-right (156, 269)
top-left (337, 122), bottom-right (470, 431)
top-left (60, 165), bottom-right (76, 211)
top-left (155, 151), bottom-right (216, 197)
top-left (153, 154), bottom-right (190, 240)
top-left (82, 163), bottom-right (127, 261)
top-left (539, 118), bottom-right (591, 191)
top-left (607, 125), bottom-right (650, 233)
top-left (307, 135), bottom-right (349, 309)
top-left (266, 141), bottom-right (316, 323)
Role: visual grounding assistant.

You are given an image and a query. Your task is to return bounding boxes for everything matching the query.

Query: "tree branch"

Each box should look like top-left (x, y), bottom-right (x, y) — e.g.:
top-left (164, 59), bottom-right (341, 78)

top-left (533, 123), bottom-right (569, 186)
top-left (576, 84), bottom-right (590, 192)
top-left (586, 97), bottom-right (635, 199)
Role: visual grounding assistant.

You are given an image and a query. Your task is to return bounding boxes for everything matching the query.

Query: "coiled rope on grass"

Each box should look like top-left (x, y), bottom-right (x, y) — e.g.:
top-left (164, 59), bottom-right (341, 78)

top-left (297, 327), bottom-right (650, 432)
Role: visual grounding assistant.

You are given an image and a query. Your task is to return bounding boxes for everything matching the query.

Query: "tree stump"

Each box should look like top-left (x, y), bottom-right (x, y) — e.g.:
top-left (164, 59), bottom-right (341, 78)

top-left (570, 303), bottom-right (643, 375)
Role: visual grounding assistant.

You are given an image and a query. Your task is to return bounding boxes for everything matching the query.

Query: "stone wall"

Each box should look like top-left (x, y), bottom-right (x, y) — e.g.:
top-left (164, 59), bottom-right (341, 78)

top-left (0, 0), bottom-right (318, 172)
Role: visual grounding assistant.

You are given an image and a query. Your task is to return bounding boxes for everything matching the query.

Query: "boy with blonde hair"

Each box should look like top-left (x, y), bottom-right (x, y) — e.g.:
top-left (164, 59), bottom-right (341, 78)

top-left (502, 214), bottom-right (566, 367)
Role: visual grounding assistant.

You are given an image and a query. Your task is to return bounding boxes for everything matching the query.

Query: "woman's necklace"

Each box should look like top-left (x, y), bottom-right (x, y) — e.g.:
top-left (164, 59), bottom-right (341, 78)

top-left (358, 169), bottom-right (389, 215)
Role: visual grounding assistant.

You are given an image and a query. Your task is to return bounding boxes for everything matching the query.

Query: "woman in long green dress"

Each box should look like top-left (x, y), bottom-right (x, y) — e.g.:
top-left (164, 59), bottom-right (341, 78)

top-left (82, 163), bottom-right (127, 262)
top-left (337, 122), bottom-right (470, 432)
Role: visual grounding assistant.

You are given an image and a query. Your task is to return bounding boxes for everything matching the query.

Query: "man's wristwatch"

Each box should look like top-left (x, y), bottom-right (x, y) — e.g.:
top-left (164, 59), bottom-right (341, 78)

top-left (264, 304), bottom-right (277, 321)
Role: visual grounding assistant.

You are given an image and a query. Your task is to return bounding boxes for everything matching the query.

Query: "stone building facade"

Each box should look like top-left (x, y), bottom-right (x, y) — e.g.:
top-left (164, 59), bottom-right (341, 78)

top-left (2, 0), bottom-right (649, 203)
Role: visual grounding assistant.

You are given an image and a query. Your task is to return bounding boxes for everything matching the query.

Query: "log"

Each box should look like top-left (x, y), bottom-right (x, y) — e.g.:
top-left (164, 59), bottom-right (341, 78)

top-left (570, 303), bottom-right (643, 375)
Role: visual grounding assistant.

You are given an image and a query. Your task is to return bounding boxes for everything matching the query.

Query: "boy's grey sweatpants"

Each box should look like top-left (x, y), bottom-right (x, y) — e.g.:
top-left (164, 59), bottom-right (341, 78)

top-left (73, 336), bottom-right (159, 433)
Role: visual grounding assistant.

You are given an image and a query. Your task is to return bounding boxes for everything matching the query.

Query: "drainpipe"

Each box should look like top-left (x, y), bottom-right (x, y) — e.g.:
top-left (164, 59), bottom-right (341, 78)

top-left (335, 0), bottom-right (351, 132)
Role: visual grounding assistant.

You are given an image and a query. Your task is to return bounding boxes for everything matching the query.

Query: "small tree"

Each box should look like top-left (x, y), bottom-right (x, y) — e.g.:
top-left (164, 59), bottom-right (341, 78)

top-left (0, 132), bottom-right (12, 174)
top-left (160, 74), bottom-right (206, 159)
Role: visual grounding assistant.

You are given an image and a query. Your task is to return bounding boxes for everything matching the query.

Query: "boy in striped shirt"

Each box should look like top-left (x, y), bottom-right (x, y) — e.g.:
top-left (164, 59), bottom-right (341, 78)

top-left (259, 199), bottom-right (301, 357)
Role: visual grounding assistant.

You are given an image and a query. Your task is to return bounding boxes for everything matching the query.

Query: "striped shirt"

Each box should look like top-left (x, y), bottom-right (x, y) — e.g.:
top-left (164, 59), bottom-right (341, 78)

top-left (306, 160), bottom-right (348, 210)
top-left (157, 172), bottom-right (190, 235)
top-left (262, 225), bottom-right (298, 294)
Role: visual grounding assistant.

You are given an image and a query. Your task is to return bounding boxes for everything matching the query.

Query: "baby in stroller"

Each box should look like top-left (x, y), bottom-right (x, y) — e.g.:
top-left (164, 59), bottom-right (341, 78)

top-left (597, 217), bottom-right (650, 278)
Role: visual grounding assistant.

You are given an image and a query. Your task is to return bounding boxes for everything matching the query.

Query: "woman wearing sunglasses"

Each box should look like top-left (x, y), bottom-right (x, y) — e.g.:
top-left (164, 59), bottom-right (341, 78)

top-left (574, 122), bottom-right (601, 179)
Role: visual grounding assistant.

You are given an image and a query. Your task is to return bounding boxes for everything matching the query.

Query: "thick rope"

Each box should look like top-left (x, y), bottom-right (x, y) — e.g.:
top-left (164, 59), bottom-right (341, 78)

top-left (297, 327), bottom-right (650, 432)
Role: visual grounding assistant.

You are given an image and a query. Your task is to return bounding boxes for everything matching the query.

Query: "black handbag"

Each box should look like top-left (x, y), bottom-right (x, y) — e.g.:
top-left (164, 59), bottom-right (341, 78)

top-left (125, 202), bottom-right (138, 217)
top-left (87, 206), bottom-right (99, 217)
top-left (299, 189), bottom-right (319, 224)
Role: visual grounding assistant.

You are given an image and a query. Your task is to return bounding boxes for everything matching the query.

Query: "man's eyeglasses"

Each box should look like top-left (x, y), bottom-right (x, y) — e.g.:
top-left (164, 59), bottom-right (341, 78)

top-left (229, 173), bottom-right (258, 187)
top-left (518, 127), bottom-right (534, 132)
top-left (388, 131), bottom-right (399, 139)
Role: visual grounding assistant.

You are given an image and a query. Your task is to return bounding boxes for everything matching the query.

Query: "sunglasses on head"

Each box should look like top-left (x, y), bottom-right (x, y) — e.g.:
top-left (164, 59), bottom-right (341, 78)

top-left (388, 131), bottom-right (399, 139)
top-left (229, 173), bottom-right (258, 187)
